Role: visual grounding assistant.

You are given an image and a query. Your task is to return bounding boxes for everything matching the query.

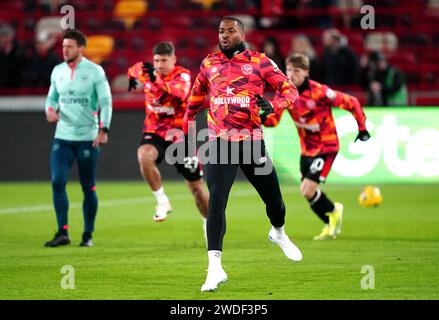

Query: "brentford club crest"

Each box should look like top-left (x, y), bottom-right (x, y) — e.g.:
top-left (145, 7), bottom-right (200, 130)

top-left (241, 64), bottom-right (253, 75)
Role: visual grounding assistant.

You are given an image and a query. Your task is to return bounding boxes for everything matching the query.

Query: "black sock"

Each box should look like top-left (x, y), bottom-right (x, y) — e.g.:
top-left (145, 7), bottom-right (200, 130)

top-left (58, 229), bottom-right (68, 236)
top-left (309, 190), bottom-right (335, 224)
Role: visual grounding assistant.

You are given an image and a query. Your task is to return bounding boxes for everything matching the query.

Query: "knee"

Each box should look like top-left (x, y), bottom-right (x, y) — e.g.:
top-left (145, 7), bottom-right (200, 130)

top-left (267, 196), bottom-right (285, 212)
top-left (208, 183), bottom-right (224, 201)
top-left (82, 184), bottom-right (96, 196)
top-left (208, 190), bottom-right (227, 213)
top-left (300, 184), bottom-right (315, 200)
top-left (51, 175), bottom-right (66, 192)
top-left (137, 147), bottom-right (156, 167)
top-left (189, 182), bottom-right (204, 198)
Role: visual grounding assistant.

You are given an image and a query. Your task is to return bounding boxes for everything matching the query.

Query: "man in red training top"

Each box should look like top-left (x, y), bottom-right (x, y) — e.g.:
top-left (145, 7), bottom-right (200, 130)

top-left (184, 17), bottom-right (302, 292)
top-left (127, 41), bottom-right (208, 227)
top-left (263, 53), bottom-right (370, 240)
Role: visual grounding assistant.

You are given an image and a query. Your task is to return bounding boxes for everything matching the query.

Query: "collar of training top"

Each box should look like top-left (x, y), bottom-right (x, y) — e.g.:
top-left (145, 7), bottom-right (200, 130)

top-left (220, 41), bottom-right (246, 59)
top-left (298, 77), bottom-right (311, 94)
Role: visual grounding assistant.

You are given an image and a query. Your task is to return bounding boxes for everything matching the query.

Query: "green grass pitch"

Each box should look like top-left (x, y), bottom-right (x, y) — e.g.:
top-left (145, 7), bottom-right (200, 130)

top-left (0, 181), bottom-right (438, 300)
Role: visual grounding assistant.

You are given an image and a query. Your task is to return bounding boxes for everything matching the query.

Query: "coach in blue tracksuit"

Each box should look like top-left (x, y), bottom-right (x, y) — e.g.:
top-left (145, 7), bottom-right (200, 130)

top-left (44, 30), bottom-right (112, 247)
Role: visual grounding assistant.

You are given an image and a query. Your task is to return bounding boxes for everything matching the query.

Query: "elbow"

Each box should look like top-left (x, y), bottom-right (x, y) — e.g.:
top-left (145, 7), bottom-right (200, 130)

top-left (264, 120), bottom-right (278, 127)
top-left (285, 93), bottom-right (298, 106)
top-left (353, 97), bottom-right (360, 106)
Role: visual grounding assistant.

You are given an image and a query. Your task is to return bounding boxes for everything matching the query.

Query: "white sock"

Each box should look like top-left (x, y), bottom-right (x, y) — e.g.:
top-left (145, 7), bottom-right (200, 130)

top-left (152, 186), bottom-right (169, 205)
top-left (202, 218), bottom-right (208, 246)
top-left (202, 217), bottom-right (207, 231)
top-left (272, 225), bottom-right (285, 236)
top-left (207, 250), bottom-right (222, 271)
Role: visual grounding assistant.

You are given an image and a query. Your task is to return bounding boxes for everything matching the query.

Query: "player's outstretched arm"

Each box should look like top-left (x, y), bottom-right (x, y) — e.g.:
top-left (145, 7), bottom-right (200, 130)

top-left (331, 89), bottom-right (370, 142)
top-left (258, 93), bottom-right (286, 127)
top-left (150, 70), bottom-right (191, 100)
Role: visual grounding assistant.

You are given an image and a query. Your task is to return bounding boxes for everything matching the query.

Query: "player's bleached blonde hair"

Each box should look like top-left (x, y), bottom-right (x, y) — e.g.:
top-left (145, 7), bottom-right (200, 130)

top-left (286, 53), bottom-right (310, 70)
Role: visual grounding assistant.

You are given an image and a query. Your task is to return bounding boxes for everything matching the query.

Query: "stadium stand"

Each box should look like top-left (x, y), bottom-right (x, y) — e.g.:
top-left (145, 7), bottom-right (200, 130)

top-left (0, 0), bottom-right (438, 105)
top-left (364, 31), bottom-right (398, 53)
top-left (35, 16), bottom-right (63, 38)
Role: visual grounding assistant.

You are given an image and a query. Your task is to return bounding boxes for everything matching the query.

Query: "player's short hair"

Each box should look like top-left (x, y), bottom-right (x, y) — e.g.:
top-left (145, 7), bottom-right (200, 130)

top-left (63, 29), bottom-right (86, 47)
top-left (286, 53), bottom-right (310, 71)
top-left (153, 41), bottom-right (175, 56)
top-left (220, 16), bottom-right (245, 33)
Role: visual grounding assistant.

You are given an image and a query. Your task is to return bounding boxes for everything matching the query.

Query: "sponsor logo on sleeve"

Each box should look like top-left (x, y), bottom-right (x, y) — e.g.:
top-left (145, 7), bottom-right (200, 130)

top-left (180, 73), bottom-right (190, 82)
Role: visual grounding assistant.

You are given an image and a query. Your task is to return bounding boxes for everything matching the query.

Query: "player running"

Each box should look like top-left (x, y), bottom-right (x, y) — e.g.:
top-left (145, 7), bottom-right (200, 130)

top-left (263, 53), bottom-right (371, 240)
top-left (127, 41), bottom-right (209, 225)
top-left (184, 17), bottom-right (302, 292)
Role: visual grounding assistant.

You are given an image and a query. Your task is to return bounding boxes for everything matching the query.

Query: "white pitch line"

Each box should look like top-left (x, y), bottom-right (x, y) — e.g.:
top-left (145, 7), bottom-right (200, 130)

top-left (0, 188), bottom-right (272, 215)
top-left (0, 185), bottom-right (357, 216)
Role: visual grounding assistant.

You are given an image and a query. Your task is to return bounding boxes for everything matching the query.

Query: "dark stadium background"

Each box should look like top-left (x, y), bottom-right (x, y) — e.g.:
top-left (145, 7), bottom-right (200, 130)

top-left (1, 0), bottom-right (438, 180)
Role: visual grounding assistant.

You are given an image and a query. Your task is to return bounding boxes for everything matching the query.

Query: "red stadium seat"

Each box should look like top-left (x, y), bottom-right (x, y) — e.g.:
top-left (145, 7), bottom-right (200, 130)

top-left (388, 52), bottom-right (417, 67)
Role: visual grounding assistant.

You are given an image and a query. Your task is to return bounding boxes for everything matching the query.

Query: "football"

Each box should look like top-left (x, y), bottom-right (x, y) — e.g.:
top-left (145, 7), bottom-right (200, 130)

top-left (358, 186), bottom-right (383, 208)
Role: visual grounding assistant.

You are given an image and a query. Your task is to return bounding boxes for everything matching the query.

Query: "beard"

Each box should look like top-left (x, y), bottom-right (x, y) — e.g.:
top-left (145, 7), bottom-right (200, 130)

top-left (219, 41), bottom-right (246, 59)
top-left (65, 53), bottom-right (79, 63)
top-left (219, 42), bottom-right (235, 51)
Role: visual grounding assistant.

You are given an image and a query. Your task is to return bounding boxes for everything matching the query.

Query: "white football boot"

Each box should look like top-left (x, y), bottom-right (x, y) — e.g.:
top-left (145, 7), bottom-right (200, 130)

top-left (331, 202), bottom-right (344, 236)
top-left (268, 227), bottom-right (303, 261)
top-left (153, 202), bottom-right (172, 222)
top-left (201, 268), bottom-right (228, 292)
